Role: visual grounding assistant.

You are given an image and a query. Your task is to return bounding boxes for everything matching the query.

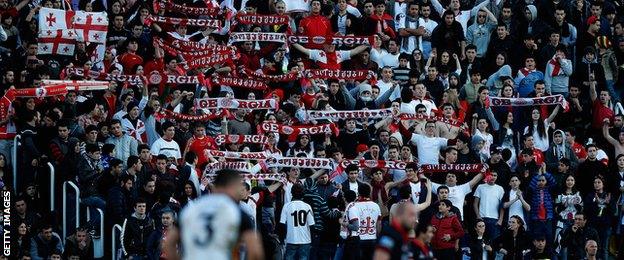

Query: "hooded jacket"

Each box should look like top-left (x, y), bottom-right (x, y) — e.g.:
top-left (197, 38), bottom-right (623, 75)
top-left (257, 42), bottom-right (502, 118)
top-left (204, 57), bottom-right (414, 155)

top-left (429, 211), bottom-right (464, 250)
top-left (466, 12), bottom-right (496, 58)
top-left (544, 130), bottom-right (579, 172)
top-left (544, 54), bottom-right (573, 94)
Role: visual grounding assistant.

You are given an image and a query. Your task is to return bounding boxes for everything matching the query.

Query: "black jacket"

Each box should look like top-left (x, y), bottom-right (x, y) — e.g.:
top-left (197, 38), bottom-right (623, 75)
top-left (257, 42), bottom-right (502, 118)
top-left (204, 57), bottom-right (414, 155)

top-left (121, 213), bottom-right (155, 256)
top-left (560, 226), bottom-right (599, 259)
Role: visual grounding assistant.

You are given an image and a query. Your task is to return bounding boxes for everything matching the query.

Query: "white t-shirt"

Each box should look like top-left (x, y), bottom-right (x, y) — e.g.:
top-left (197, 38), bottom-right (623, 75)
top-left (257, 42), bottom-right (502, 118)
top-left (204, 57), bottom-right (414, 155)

top-left (379, 52), bottom-right (400, 68)
top-left (348, 181), bottom-right (359, 196)
top-left (150, 138), bottom-right (182, 159)
top-left (523, 119), bottom-right (551, 152)
top-left (474, 184), bottom-right (505, 219)
top-left (432, 182), bottom-right (471, 219)
top-left (370, 48), bottom-right (387, 66)
top-left (409, 181), bottom-right (423, 203)
top-left (180, 194), bottom-right (252, 260)
top-left (410, 134), bottom-right (447, 164)
top-left (280, 200), bottom-right (315, 244)
top-left (507, 189), bottom-right (525, 223)
top-left (355, 200), bottom-right (382, 240)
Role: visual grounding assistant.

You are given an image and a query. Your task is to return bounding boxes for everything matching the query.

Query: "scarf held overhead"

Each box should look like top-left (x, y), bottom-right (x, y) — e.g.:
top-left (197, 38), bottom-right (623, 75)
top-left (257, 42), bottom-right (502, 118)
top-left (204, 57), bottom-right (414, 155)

top-left (228, 32), bottom-right (288, 44)
top-left (305, 108), bottom-right (393, 120)
top-left (146, 15), bottom-right (221, 28)
top-left (288, 35), bottom-right (375, 46)
top-left (155, 109), bottom-right (225, 122)
top-left (236, 14), bottom-right (290, 25)
top-left (204, 149), bottom-right (269, 160)
top-left (195, 98), bottom-right (278, 110)
top-left (260, 122), bottom-right (339, 136)
top-left (205, 161), bottom-right (252, 173)
top-left (264, 157), bottom-right (334, 170)
top-left (212, 76), bottom-right (268, 90)
top-left (487, 95), bottom-right (569, 111)
top-left (398, 113), bottom-right (463, 127)
top-left (215, 134), bottom-right (269, 145)
top-left (153, 0), bottom-right (223, 16)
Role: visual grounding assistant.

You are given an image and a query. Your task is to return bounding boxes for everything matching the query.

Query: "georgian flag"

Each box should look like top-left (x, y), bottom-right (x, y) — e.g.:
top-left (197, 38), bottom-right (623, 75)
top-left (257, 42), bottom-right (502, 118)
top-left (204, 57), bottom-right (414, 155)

top-left (38, 29), bottom-right (76, 55)
top-left (73, 11), bottom-right (108, 43)
top-left (285, 0), bottom-right (310, 12)
top-left (38, 7), bottom-right (75, 32)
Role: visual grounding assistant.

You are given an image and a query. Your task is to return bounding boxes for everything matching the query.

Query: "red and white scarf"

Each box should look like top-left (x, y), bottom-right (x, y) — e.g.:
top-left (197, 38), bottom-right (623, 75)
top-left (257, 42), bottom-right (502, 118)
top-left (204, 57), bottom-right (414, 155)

top-left (154, 37), bottom-right (234, 53)
top-left (205, 172), bottom-right (284, 181)
top-left (264, 157), bottom-right (334, 170)
top-left (212, 76), bottom-right (269, 90)
top-left (487, 95), bottom-right (569, 111)
top-left (64, 68), bottom-right (146, 84)
top-left (548, 57), bottom-right (563, 76)
top-left (205, 161), bottom-right (252, 172)
top-left (153, 0), bottom-right (223, 16)
top-left (195, 98), bottom-right (278, 110)
top-left (204, 149), bottom-right (269, 160)
top-left (338, 159), bottom-right (408, 170)
top-left (260, 122), bottom-right (339, 137)
top-left (228, 32), bottom-right (288, 44)
top-left (186, 53), bottom-right (236, 69)
top-left (287, 35), bottom-right (375, 46)
top-left (305, 108), bottom-right (393, 120)
top-left (398, 114), bottom-right (463, 127)
top-left (418, 164), bottom-right (487, 173)
top-left (236, 14), bottom-right (290, 25)
top-left (145, 15), bottom-right (221, 28)
top-left (146, 71), bottom-right (208, 85)
top-left (215, 134), bottom-right (269, 145)
top-left (154, 109), bottom-right (225, 122)
top-left (239, 68), bottom-right (300, 82)
top-left (303, 69), bottom-right (376, 80)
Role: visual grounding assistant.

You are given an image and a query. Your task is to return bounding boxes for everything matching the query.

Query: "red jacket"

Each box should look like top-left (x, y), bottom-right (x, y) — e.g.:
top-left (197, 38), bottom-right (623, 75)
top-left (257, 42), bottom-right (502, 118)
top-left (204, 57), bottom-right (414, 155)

top-left (429, 212), bottom-right (464, 250)
top-left (299, 14), bottom-right (332, 48)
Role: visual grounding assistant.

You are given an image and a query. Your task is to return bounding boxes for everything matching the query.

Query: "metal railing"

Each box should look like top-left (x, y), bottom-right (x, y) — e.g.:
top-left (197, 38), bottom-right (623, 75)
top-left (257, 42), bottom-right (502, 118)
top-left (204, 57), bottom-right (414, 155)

top-left (112, 224), bottom-right (123, 260)
top-left (86, 207), bottom-right (105, 258)
top-left (62, 181), bottom-right (80, 241)
top-left (47, 162), bottom-right (55, 212)
top-left (12, 135), bottom-right (19, 189)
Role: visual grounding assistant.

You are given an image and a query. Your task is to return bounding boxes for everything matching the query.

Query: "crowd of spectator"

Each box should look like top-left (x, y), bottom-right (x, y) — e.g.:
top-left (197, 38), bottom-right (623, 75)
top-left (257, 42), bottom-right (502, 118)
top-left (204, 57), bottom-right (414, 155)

top-left (0, 0), bottom-right (624, 259)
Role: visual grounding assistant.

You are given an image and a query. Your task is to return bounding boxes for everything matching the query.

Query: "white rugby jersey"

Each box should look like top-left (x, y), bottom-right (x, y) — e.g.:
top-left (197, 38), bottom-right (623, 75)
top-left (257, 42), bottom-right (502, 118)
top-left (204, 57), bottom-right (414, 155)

top-left (279, 200), bottom-right (315, 244)
top-left (180, 194), bottom-right (253, 260)
top-left (354, 199), bottom-right (382, 240)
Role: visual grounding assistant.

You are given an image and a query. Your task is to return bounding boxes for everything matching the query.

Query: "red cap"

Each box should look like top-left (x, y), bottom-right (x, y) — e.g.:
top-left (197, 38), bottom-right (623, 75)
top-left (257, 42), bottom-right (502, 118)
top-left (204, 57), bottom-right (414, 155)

top-left (356, 144), bottom-right (369, 154)
top-left (587, 15), bottom-right (599, 25)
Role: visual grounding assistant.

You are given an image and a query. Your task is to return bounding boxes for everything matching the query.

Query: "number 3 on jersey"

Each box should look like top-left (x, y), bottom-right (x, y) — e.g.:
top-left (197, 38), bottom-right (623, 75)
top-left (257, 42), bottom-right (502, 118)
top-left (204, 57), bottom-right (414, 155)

top-left (291, 210), bottom-right (308, 227)
top-left (194, 212), bottom-right (214, 246)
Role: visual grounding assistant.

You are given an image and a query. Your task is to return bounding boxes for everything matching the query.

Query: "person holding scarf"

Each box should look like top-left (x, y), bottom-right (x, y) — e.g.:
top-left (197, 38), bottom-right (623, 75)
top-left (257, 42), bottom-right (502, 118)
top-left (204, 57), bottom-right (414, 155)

top-left (545, 45), bottom-right (573, 96)
top-left (364, 0), bottom-right (396, 42)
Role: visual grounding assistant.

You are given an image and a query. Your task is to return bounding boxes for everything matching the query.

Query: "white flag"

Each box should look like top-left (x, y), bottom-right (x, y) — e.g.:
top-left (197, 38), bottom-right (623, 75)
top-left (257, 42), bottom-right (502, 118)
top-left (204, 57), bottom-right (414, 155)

top-left (38, 7), bottom-right (74, 31)
top-left (38, 29), bottom-right (76, 55)
top-left (74, 11), bottom-right (108, 43)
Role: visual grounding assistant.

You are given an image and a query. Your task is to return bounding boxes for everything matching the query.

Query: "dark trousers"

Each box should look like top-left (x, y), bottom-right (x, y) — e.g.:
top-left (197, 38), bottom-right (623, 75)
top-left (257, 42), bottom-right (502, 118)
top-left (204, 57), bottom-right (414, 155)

top-left (342, 236), bottom-right (361, 260)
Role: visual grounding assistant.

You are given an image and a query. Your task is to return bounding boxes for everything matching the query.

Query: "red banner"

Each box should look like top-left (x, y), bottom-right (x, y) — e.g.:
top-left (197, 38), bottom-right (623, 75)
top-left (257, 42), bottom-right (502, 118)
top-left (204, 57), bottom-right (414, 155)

top-left (398, 114), bottom-right (463, 127)
top-left (155, 109), bottom-right (225, 122)
top-left (303, 69), bottom-right (376, 80)
top-left (153, 0), bottom-right (222, 16)
top-left (239, 68), bottom-right (300, 82)
top-left (305, 109), bottom-right (393, 120)
top-left (265, 157), bottom-right (334, 170)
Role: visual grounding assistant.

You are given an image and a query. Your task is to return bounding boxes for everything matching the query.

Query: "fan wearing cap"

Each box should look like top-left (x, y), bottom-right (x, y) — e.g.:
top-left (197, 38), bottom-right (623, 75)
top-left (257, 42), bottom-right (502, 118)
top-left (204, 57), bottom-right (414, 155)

top-left (291, 40), bottom-right (369, 70)
top-left (344, 82), bottom-right (397, 110)
top-left (577, 15), bottom-right (601, 59)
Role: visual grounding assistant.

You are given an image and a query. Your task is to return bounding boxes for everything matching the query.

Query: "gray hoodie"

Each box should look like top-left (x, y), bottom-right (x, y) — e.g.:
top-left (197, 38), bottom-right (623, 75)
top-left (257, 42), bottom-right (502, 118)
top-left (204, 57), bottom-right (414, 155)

top-left (466, 11), bottom-right (496, 57)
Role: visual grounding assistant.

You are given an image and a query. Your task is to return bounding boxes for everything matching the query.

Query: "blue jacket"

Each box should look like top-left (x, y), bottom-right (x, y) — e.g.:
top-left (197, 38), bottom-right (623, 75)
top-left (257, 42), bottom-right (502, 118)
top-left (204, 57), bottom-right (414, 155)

top-left (528, 172), bottom-right (556, 220)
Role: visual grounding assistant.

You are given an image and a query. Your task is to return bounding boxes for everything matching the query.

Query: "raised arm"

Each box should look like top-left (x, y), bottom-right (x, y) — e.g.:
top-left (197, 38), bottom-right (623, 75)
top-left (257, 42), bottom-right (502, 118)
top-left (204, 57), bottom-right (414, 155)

top-left (545, 104), bottom-right (560, 124)
top-left (602, 119), bottom-right (620, 147)
top-left (415, 178), bottom-right (433, 211)
top-left (349, 45), bottom-right (369, 58)
top-left (292, 43), bottom-right (311, 57)
top-left (467, 172), bottom-right (484, 189)
top-left (470, 0), bottom-right (489, 16)
top-left (486, 107), bottom-right (500, 131)
top-left (483, 6), bottom-right (498, 24)
top-left (430, 0), bottom-right (445, 16)
top-left (589, 79), bottom-right (597, 102)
